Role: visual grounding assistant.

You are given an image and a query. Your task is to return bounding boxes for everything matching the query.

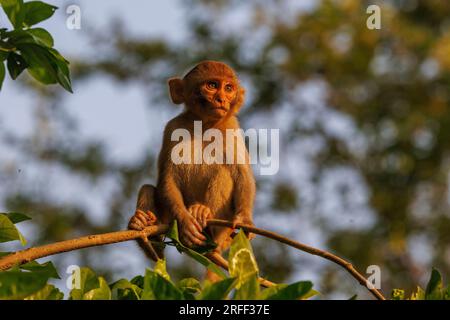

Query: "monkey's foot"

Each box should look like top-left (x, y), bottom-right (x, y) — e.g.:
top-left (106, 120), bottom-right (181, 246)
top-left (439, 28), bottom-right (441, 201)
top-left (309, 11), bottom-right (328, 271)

top-left (128, 209), bottom-right (157, 231)
top-left (188, 203), bottom-right (212, 229)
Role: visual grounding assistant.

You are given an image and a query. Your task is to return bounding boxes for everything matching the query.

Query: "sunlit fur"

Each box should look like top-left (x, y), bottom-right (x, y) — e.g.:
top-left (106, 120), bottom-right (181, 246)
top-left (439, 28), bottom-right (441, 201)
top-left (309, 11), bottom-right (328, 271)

top-left (129, 61), bottom-right (255, 282)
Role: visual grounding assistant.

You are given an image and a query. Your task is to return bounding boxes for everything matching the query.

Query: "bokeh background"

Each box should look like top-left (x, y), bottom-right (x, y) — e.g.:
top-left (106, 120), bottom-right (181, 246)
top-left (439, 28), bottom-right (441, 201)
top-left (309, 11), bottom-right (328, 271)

top-left (1, 0), bottom-right (450, 299)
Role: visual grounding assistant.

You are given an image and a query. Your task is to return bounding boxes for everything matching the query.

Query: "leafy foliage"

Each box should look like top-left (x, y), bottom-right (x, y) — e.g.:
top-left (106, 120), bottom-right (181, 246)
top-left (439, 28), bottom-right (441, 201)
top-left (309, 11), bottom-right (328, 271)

top-left (0, 212), bottom-right (29, 245)
top-left (392, 269), bottom-right (450, 300)
top-left (2, 0), bottom-right (450, 299)
top-left (0, 214), bottom-right (317, 300)
top-left (165, 220), bottom-right (226, 279)
top-left (0, 0), bottom-right (72, 92)
top-left (1, 212), bottom-right (449, 300)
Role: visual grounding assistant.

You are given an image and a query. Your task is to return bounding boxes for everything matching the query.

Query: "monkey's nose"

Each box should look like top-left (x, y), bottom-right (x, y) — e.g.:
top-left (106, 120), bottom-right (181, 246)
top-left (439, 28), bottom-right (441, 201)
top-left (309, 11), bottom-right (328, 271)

top-left (215, 96), bottom-right (224, 103)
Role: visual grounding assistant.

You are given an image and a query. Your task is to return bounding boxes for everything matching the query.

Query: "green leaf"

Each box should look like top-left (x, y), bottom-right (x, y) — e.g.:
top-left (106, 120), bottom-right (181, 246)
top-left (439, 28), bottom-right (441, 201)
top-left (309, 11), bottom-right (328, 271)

top-left (69, 267), bottom-right (99, 300)
top-left (0, 50), bottom-right (9, 60)
top-left (1, 212), bottom-right (31, 224)
top-left (83, 277), bottom-right (111, 300)
top-left (18, 44), bottom-right (72, 92)
top-left (68, 268), bottom-right (111, 300)
top-left (47, 47), bottom-right (69, 64)
top-left (130, 275), bottom-right (144, 288)
top-left (6, 52), bottom-right (27, 80)
top-left (47, 47), bottom-right (72, 92)
top-left (425, 268), bottom-right (443, 300)
top-left (228, 231), bottom-right (260, 300)
top-left (0, 0), bottom-right (25, 29)
top-left (19, 43), bottom-right (56, 83)
top-left (0, 213), bottom-right (26, 245)
top-left (154, 258), bottom-right (170, 281)
top-left (20, 261), bottom-right (60, 279)
top-left (24, 284), bottom-right (63, 300)
top-left (263, 281), bottom-right (313, 300)
top-left (166, 221), bottom-right (227, 279)
top-left (177, 277), bottom-right (202, 299)
top-left (234, 274), bottom-right (259, 300)
top-left (28, 28), bottom-right (53, 46)
top-left (192, 231), bottom-right (218, 254)
top-left (199, 278), bottom-right (237, 300)
top-left (0, 252), bottom-right (11, 258)
top-left (110, 279), bottom-right (142, 300)
top-left (0, 61), bottom-right (4, 90)
top-left (186, 249), bottom-right (227, 279)
top-left (410, 286), bottom-right (425, 300)
top-left (391, 288), bottom-right (405, 300)
top-left (259, 284), bottom-right (288, 299)
top-left (445, 286), bottom-right (450, 300)
top-left (8, 28), bottom-right (54, 47)
top-left (0, 269), bottom-right (50, 299)
top-left (228, 230), bottom-right (259, 289)
top-left (0, 41), bottom-right (15, 52)
top-left (166, 220), bottom-right (181, 242)
top-left (178, 278), bottom-right (201, 295)
top-left (302, 288), bottom-right (320, 300)
top-left (142, 268), bottom-right (183, 300)
top-left (23, 1), bottom-right (57, 26)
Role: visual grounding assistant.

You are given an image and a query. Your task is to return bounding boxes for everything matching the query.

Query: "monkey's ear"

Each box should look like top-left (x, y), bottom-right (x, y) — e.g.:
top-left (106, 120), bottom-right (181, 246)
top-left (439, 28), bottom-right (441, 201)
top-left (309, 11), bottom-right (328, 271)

top-left (168, 78), bottom-right (185, 105)
top-left (233, 87), bottom-right (246, 113)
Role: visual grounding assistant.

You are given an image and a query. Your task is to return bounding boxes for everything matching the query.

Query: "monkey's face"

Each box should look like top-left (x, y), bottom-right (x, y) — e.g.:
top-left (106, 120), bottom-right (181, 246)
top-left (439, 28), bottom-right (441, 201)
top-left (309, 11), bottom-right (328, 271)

top-left (168, 61), bottom-right (246, 123)
top-left (196, 78), bottom-right (238, 119)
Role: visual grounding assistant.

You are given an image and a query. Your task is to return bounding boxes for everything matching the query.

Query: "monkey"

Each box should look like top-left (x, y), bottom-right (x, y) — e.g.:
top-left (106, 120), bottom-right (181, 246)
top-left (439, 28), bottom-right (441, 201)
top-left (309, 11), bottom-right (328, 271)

top-left (128, 61), bottom-right (256, 281)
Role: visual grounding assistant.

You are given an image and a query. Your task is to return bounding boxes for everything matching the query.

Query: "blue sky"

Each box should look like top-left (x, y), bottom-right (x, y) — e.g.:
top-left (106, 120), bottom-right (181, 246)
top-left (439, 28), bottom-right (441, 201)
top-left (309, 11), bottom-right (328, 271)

top-left (1, 1), bottom-right (186, 162)
top-left (0, 1), bottom-right (383, 298)
top-left (0, 0), bottom-right (197, 291)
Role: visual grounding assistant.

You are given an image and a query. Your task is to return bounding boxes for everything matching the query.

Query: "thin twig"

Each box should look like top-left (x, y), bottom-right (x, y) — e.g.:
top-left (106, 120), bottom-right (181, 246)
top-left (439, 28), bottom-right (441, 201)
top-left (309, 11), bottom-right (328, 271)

top-left (207, 219), bottom-right (386, 300)
top-left (0, 225), bottom-right (168, 271)
top-left (0, 219), bottom-right (386, 300)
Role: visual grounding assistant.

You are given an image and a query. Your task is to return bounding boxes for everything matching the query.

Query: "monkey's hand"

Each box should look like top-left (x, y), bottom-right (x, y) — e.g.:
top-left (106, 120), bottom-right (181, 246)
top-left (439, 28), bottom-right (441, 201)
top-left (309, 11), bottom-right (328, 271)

top-left (188, 203), bottom-right (212, 229)
top-left (178, 212), bottom-right (207, 248)
top-left (232, 214), bottom-right (255, 240)
top-left (128, 209), bottom-right (157, 231)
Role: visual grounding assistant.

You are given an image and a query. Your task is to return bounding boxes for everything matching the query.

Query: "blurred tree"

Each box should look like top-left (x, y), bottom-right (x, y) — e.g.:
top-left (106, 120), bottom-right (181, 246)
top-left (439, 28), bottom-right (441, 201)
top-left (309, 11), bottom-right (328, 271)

top-left (1, 0), bottom-right (450, 299)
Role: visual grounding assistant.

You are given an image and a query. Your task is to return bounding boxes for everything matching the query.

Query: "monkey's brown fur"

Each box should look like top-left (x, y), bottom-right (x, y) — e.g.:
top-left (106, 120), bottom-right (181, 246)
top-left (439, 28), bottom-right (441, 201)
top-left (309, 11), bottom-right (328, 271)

top-left (128, 61), bottom-right (255, 281)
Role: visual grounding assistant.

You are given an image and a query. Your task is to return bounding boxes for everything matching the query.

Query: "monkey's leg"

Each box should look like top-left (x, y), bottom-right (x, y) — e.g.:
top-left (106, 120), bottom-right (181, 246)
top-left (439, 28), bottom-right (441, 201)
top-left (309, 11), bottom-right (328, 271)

top-left (128, 184), bottom-right (164, 261)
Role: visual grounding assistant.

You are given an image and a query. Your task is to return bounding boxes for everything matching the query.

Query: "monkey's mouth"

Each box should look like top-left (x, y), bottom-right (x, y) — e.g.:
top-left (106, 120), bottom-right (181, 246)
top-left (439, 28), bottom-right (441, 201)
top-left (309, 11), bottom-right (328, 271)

top-left (211, 106), bottom-right (228, 112)
top-left (199, 98), bottom-right (228, 113)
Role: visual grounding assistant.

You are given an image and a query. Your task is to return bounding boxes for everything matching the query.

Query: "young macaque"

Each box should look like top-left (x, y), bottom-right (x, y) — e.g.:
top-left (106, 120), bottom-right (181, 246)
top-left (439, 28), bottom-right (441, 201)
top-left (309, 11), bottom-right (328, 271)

top-left (128, 61), bottom-right (255, 280)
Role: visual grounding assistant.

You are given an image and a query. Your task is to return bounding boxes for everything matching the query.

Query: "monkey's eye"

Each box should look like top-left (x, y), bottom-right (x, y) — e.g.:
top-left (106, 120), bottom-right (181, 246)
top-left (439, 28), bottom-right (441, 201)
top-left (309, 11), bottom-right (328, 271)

top-left (206, 81), bottom-right (218, 90)
top-left (225, 84), bottom-right (234, 92)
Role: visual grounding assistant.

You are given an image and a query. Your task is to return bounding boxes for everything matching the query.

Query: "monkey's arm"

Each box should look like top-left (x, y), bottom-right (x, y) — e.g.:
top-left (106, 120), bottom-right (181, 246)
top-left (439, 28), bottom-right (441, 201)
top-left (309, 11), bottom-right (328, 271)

top-left (157, 167), bottom-right (188, 218)
top-left (156, 124), bottom-right (192, 220)
top-left (232, 162), bottom-right (256, 225)
top-left (157, 158), bottom-right (207, 247)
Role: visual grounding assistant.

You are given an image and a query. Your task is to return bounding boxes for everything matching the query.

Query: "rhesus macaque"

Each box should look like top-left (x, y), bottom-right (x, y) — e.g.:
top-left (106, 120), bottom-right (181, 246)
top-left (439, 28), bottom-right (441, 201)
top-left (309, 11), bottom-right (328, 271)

top-left (128, 61), bottom-right (255, 281)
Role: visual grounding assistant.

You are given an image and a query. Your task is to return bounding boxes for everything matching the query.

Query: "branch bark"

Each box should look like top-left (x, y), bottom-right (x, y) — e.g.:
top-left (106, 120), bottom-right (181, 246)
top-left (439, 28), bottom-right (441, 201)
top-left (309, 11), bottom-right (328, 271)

top-left (208, 219), bottom-right (386, 300)
top-left (0, 219), bottom-right (386, 300)
top-left (0, 225), bottom-right (168, 271)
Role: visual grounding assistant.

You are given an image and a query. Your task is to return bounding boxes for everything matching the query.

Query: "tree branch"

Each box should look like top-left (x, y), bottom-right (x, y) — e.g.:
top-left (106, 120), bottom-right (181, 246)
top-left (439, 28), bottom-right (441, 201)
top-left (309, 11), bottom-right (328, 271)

top-left (0, 225), bottom-right (168, 271)
top-left (0, 219), bottom-right (386, 300)
top-left (207, 219), bottom-right (386, 300)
